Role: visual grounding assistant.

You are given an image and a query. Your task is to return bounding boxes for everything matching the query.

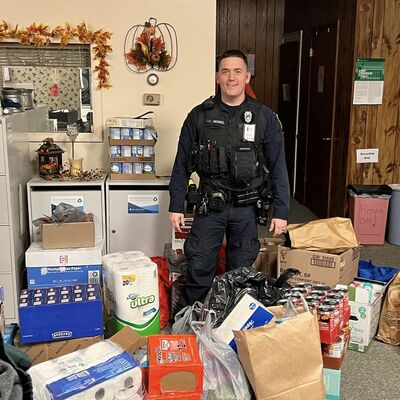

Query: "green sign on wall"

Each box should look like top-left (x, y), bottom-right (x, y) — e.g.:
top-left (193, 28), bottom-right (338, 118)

top-left (354, 58), bottom-right (385, 81)
top-left (353, 58), bottom-right (385, 105)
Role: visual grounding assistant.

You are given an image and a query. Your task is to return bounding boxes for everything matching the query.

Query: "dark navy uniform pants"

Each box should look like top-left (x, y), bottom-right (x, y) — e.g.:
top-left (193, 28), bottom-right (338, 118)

top-left (181, 204), bottom-right (260, 306)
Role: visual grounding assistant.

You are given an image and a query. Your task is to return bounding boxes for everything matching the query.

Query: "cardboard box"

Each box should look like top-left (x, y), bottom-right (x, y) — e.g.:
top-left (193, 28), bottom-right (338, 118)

top-left (16, 334), bottom-right (102, 366)
top-left (323, 368), bottom-right (341, 400)
top-left (338, 279), bottom-right (388, 352)
top-left (18, 326), bottom-right (142, 366)
top-left (277, 245), bottom-right (359, 287)
top-left (147, 335), bottom-right (203, 397)
top-left (348, 195), bottom-right (390, 245)
top-left (18, 284), bottom-right (103, 344)
top-left (215, 293), bottom-right (274, 352)
top-left (253, 237), bottom-right (284, 278)
top-left (25, 239), bottom-right (104, 288)
top-left (42, 221), bottom-right (95, 249)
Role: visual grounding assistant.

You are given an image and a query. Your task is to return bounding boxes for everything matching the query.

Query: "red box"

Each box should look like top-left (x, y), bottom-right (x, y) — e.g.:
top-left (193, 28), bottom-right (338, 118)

top-left (349, 196), bottom-right (389, 245)
top-left (147, 335), bottom-right (203, 397)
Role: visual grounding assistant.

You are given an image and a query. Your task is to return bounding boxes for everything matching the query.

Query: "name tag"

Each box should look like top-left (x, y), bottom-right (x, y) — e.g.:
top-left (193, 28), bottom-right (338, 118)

top-left (243, 124), bottom-right (256, 142)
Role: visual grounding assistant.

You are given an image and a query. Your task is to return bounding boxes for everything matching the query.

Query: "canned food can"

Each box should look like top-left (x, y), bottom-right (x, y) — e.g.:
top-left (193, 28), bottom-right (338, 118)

top-left (122, 162), bottom-right (133, 174)
top-left (132, 128), bottom-right (144, 140)
top-left (133, 162), bottom-right (143, 174)
top-left (312, 284), bottom-right (331, 292)
top-left (295, 282), bottom-right (313, 291)
top-left (143, 127), bottom-right (157, 140)
top-left (121, 128), bottom-right (132, 140)
top-left (121, 145), bottom-right (132, 157)
top-left (111, 162), bottom-right (122, 174)
top-left (329, 288), bottom-right (349, 309)
top-left (109, 146), bottom-right (120, 157)
top-left (290, 288), bottom-right (308, 295)
top-left (143, 145), bottom-right (155, 157)
top-left (309, 290), bottom-right (326, 300)
top-left (109, 127), bottom-right (121, 139)
top-left (317, 305), bottom-right (336, 331)
top-left (143, 162), bottom-right (155, 174)
top-left (135, 145), bottom-right (144, 157)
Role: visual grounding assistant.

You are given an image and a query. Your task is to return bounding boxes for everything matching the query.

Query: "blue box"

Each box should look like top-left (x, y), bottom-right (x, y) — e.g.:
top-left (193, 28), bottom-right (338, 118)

top-left (25, 240), bottom-right (104, 289)
top-left (323, 368), bottom-right (341, 400)
top-left (18, 284), bottom-right (103, 344)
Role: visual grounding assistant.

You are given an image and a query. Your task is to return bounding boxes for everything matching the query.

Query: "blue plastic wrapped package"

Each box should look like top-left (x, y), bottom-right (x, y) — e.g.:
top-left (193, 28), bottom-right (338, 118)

top-left (358, 260), bottom-right (398, 282)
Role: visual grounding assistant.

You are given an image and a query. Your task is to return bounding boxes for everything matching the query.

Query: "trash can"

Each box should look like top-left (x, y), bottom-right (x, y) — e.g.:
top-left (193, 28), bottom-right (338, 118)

top-left (348, 184), bottom-right (392, 245)
top-left (387, 184), bottom-right (400, 246)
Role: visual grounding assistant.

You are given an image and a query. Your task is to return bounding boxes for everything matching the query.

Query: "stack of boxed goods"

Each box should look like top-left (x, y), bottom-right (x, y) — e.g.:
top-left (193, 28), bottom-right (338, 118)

top-left (338, 277), bottom-right (392, 353)
top-left (18, 209), bottom-right (105, 365)
top-left (106, 116), bottom-right (157, 180)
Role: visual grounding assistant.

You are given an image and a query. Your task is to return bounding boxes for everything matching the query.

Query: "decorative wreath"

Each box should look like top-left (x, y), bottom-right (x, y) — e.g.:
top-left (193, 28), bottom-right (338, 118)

top-left (124, 17), bottom-right (178, 73)
top-left (0, 21), bottom-right (112, 89)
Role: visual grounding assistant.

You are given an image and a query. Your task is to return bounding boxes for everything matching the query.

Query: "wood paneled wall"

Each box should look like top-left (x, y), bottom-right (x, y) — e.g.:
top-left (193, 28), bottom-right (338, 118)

top-left (216, 0), bottom-right (285, 111)
top-left (347, 0), bottom-right (400, 185)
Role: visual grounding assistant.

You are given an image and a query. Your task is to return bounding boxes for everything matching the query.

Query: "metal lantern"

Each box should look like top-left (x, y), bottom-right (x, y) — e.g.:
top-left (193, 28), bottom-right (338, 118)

top-left (36, 137), bottom-right (64, 177)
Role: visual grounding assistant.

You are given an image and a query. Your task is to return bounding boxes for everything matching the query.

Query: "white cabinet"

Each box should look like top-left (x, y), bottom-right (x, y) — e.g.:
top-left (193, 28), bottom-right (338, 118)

top-left (27, 176), bottom-right (107, 246)
top-left (0, 113), bottom-right (33, 323)
top-left (106, 178), bottom-right (170, 257)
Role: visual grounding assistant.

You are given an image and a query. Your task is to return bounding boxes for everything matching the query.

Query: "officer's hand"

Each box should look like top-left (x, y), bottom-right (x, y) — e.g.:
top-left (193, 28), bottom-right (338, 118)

top-left (269, 218), bottom-right (287, 236)
top-left (170, 212), bottom-right (185, 233)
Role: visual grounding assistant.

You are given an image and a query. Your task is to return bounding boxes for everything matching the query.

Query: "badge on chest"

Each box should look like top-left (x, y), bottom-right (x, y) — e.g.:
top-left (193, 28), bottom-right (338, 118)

top-left (242, 110), bottom-right (256, 142)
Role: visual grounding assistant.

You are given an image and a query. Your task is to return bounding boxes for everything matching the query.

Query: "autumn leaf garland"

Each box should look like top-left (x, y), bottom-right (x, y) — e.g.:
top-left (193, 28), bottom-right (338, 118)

top-left (0, 21), bottom-right (112, 89)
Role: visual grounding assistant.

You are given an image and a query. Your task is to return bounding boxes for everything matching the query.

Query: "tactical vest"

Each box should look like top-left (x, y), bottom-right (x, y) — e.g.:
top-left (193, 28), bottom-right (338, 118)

top-left (191, 96), bottom-right (266, 192)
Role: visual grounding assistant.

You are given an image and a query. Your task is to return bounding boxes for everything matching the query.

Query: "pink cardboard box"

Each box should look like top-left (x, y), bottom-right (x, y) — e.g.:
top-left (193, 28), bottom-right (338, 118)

top-left (349, 196), bottom-right (389, 245)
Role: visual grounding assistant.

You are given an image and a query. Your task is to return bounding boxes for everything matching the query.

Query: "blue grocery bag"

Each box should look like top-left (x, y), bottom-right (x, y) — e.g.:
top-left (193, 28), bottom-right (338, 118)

top-left (358, 260), bottom-right (398, 282)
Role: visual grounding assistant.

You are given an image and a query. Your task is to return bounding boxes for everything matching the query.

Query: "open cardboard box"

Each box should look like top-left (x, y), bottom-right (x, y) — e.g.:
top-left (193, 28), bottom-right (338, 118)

top-left (42, 221), bottom-right (95, 249)
top-left (277, 245), bottom-right (359, 287)
top-left (16, 334), bottom-right (102, 366)
top-left (17, 326), bottom-right (145, 366)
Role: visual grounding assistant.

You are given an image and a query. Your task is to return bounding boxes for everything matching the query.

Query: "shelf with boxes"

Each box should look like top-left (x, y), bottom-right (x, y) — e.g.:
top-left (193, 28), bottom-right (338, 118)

top-left (106, 117), bottom-right (157, 180)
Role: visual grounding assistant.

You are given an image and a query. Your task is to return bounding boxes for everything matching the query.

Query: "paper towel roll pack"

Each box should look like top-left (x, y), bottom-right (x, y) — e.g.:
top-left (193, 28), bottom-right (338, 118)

top-left (103, 251), bottom-right (160, 336)
top-left (29, 340), bottom-right (144, 400)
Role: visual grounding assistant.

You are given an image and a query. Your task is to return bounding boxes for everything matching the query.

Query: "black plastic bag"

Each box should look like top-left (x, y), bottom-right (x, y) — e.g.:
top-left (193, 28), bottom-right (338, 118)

top-left (202, 266), bottom-right (299, 327)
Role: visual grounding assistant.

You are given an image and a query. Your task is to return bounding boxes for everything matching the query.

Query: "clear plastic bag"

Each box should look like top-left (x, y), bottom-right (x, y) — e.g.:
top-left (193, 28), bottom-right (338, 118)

top-left (191, 313), bottom-right (252, 400)
top-left (171, 301), bottom-right (203, 334)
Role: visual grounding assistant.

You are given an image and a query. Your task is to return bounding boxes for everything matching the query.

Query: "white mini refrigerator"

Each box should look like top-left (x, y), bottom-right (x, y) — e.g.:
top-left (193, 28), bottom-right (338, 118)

top-left (106, 178), bottom-right (171, 257)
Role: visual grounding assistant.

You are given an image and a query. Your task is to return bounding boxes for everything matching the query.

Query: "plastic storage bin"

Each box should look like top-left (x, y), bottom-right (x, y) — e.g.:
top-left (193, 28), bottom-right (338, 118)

top-left (387, 184), bottom-right (400, 246)
top-left (348, 185), bottom-right (392, 245)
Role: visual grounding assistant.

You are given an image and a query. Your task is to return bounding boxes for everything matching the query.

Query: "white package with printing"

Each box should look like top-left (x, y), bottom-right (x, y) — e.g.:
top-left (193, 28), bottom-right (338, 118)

top-left (29, 340), bottom-right (144, 400)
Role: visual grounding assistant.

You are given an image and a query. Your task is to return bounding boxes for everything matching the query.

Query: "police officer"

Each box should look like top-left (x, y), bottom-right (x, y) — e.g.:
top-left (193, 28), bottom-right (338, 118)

top-left (169, 49), bottom-right (290, 307)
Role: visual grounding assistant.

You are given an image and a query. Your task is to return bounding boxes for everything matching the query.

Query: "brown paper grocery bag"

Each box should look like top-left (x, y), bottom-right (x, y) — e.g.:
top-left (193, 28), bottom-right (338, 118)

top-left (287, 217), bottom-right (358, 251)
top-left (376, 272), bottom-right (400, 346)
top-left (234, 307), bottom-right (325, 400)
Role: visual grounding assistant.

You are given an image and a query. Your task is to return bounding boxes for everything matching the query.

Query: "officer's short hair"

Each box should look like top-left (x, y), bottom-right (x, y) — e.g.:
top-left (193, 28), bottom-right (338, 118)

top-left (217, 50), bottom-right (248, 71)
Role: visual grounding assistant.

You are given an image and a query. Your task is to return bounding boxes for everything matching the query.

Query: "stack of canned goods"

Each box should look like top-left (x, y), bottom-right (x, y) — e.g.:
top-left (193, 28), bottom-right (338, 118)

top-left (277, 283), bottom-right (350, 340)
top-left (109, 127), bottom-right (157, 140)
top-left (110, 161), bottom-right (155, 175)
top-left (109, 126), bottom-right (156, 175)
top-left (110, 145), bottom-right (155, 158)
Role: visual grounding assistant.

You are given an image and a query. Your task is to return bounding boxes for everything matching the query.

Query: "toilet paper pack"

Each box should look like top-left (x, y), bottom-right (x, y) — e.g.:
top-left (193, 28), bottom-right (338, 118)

top-left (29, 340), bottom-right (144, 400)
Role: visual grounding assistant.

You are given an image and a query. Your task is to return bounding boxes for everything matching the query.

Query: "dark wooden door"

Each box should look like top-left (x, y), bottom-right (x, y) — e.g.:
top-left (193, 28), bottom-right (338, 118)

top-left (305, 25), bottom-right (338, 217)
top-left (278, 32), bottom-right (302, 196)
